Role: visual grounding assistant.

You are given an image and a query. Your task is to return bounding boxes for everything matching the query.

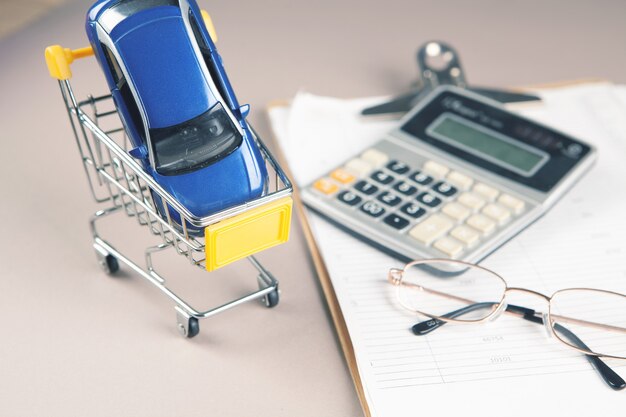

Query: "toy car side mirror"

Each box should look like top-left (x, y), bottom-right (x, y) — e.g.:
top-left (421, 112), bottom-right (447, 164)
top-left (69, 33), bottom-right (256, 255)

top-left (129, 145), bottom-right (148, 160)
top-left (239, 104), bottom-right (250, 119)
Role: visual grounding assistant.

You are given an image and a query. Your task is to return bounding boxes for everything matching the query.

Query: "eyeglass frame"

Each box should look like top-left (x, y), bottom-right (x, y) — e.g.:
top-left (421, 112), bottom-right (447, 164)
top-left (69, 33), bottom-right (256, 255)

top-left (387, 258), bottom-right (626, 390)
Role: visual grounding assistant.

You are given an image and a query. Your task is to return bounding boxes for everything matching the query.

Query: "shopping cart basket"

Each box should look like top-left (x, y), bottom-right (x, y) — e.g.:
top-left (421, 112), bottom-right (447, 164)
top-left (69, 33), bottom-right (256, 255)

top-left (45, 44), bottom-right (293, 338)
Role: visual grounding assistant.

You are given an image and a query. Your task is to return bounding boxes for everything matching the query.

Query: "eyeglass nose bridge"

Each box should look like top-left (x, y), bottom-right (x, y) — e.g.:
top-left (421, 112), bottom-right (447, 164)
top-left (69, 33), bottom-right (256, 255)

top-left (506, 287), bottom-right (553, 338)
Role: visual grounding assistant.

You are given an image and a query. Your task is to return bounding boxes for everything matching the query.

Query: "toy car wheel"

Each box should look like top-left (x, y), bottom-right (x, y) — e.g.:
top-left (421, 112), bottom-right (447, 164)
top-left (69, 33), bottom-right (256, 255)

top-left (263, 289), bottom-right (279, 308)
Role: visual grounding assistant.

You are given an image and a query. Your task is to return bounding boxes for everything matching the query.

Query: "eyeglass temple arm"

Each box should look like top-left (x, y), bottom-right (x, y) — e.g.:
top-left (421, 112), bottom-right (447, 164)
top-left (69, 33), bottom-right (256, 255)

top-left (411, 303), bottom-right (532, 335)
top-left (412, 303), bottom-right (625, 391)
top-left (551, 322), bottom-right (625, 390)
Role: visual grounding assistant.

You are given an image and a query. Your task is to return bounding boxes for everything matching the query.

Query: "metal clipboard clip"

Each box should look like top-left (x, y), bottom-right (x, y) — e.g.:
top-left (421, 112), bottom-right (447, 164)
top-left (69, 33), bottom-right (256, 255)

top-left (362, 41), bottom-right (541, 117)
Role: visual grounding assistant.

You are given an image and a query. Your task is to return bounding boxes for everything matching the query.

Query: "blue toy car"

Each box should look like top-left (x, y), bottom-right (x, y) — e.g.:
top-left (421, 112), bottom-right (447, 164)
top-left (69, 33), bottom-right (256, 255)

top-left (85, 0), bottom-right (268, 229)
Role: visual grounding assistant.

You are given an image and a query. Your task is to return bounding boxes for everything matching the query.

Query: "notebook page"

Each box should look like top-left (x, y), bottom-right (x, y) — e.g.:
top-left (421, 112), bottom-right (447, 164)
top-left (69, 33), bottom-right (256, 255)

top-left (268, 84), bottom-right (626, 416)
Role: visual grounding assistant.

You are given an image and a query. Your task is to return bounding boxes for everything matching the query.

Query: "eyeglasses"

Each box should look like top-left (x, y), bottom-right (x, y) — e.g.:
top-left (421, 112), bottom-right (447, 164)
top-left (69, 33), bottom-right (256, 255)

top-left (387, 259), bottom-right (626, 390)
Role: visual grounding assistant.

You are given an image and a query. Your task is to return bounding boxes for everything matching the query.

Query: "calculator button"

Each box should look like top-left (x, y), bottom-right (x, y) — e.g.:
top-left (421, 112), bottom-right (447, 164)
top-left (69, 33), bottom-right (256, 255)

top-left (431, 181), bottom-right (458, 197)
top-left (371, 170), bottom-right (394, 185)
top-left (416, 192), bottom-right (442, 208)
top-left (361, 149), bottom-right (389, 167)
top-left (337, 191), bottom-right (362, 206)
top-left (466, 214), bottom-right (496, 236)
top-left (330, 168), bottom-right (356, 184)
top-left (442, 202), bottom-right (471, 222)
top-left (383, 213), bottom-right (410, 230)
top-left (433, 236), bottom-right (464, 258)
top-left (458, 192), bottom-right (486, 211)
top-left (446, 171), bottom-right (474, 190)
top-left (313, 178), bottom-right (339, 195)
top-left (450, 225), bottom-right (480, 247)
top-left (360, 201), bottom-right (386, 218)
top-left (400, 203), bottom-right (427, 219)
top-left (386, 160), bottom-right (410, 174)
top-left (345, 158), bottom-right (372, 177)
top-left (354, 180), bottom-right (379, 195)
top-left (408, 171), bottom-right (434, 186)
top-left (423, 160), bottom-right (450, 178)
top-left (393, 181), bottom-right (418, 196)
top-left (481, 204), bottom-right (511, 225)
top-left (473, 183), bottom-right (499, 201)
top-left (377, 192), bottom-right (402, 207)
top-left (498, 193), bottom-right (525, 214)
top-left (409, 214), bottom-right (454, 245)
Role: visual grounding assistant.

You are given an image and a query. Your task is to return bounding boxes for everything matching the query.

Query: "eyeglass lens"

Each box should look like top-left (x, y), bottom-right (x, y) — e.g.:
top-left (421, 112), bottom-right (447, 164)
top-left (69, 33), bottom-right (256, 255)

top-left (398, 260), bottom-right (506, 322)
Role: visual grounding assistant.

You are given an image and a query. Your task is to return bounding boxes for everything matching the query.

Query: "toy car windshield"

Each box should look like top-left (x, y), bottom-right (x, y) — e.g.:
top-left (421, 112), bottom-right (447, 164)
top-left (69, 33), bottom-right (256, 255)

top-left (149, 102), bottom-right (242, 175)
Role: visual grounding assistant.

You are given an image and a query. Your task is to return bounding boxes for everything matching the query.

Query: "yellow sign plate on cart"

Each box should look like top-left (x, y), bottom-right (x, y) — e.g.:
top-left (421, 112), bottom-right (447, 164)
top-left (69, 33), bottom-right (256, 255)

top-left (205, 197), bottom-right (292, 271)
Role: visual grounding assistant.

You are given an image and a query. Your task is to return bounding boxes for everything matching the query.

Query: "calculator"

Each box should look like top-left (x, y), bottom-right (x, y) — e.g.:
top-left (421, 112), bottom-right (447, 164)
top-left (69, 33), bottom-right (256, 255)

top-left (301, 86), bottom-right (597, 263)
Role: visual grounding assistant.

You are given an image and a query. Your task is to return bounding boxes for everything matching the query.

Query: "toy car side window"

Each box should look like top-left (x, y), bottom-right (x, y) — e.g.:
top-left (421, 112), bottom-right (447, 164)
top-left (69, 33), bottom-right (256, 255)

top-left (101, 43), bottom-right (147, 142)
top-left (188, 12), bottom-right (232, 107)
top-left (101, 43), bottom-right (124, 87)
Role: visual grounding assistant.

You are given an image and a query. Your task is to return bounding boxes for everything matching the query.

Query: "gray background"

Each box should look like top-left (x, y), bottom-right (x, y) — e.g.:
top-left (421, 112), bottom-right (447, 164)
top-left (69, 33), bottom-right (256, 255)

top-left (1, 0), bottom-right (625, 416)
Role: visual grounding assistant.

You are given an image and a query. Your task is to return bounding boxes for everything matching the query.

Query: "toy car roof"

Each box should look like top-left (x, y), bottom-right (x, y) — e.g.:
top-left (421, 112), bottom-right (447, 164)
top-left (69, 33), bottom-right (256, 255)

top-left (91, 0), bottom-right (219, 128)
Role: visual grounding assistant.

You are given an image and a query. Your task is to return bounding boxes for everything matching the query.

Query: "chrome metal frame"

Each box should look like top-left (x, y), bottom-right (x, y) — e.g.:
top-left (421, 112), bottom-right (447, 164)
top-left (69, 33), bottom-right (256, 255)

top-left (57, 78), bottom-right (292, 337)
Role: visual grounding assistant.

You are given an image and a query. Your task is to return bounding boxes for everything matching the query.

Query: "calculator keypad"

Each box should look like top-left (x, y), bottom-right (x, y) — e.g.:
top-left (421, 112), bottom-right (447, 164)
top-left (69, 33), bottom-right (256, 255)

top-left (308, 147), bottom-right (529, 259)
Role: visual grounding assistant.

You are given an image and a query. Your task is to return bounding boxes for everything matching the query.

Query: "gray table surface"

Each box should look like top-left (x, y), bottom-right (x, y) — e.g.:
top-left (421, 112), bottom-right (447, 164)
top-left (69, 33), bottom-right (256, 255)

top-left (1, 1), bottom-right (625, 416)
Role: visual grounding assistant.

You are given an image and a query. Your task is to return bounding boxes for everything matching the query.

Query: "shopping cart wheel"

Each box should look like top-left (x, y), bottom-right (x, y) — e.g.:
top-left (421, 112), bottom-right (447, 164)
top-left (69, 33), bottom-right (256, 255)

top-left (176, 308), bottom-right (200, 338)
top-left (103, 255), bottom-right (119, 275)
top-left (95, 246), bottom-right (119, 275)
top-left (262, 288), bottom-right (280, 308)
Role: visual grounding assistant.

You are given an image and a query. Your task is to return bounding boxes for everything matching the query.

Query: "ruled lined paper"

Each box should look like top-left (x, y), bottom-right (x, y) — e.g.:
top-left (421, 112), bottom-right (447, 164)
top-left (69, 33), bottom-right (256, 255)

top-left (269, 83), bottom-right (626, 416)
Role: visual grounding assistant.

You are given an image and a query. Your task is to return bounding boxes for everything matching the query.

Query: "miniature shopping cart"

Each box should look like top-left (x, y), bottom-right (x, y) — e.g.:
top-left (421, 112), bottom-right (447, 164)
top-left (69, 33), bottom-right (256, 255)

top-left (44, 45), bottom-right (293, 338)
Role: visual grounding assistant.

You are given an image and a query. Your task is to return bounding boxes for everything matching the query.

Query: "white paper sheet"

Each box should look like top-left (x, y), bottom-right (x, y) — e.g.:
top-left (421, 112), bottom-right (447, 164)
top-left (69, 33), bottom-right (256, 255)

top-left (269, 84), bottom-right (626, 416)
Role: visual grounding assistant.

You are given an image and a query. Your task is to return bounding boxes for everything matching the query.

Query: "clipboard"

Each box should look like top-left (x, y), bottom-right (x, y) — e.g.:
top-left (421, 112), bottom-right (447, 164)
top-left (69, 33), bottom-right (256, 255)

top-left (265, 79), bottom-right (608, 417)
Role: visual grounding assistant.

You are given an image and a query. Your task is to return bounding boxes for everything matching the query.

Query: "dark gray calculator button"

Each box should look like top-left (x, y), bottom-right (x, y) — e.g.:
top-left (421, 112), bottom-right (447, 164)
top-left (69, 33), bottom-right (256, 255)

top-left (386, 160), bottom-right (410, 174)
top-left (416, 192), bottom-right (442, 208)
top-left (377, 191), bottom-right (402, 207)
top-left (360, 201), bottom-right (386, 218)
top-left (393, 181), bottom-right (418, 196)
top-left (337, 191), bottom-right (362, 206)
top-left (431, 181), bottom-right (457, 197)
top-left (409, 171), bottom-right (433, 186)
top-left (383, 213), bottom-right (410, 230)
top-left (400, 203), bottom-right (427, 219)
top-left (354, 180), bottom-right (378, 195)
top-left (371, 170), bottom-right (394, 185)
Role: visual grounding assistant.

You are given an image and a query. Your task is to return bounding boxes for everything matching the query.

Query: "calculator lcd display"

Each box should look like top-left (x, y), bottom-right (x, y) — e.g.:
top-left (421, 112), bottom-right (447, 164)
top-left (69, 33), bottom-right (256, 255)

top-left (427, 114), bottom-right (548, 176)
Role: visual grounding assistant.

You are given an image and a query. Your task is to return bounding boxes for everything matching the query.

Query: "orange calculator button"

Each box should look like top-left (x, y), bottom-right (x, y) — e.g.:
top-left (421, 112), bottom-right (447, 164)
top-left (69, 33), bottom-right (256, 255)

top-left (330, 168), bottom-right (356, 184)
top-left (313, 178), bottom-right (339, 195)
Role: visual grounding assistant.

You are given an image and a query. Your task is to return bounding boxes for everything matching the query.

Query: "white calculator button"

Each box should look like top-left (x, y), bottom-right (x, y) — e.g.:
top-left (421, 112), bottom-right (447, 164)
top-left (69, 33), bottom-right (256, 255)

top-left (450, 225), bottom-right (480, 247)
top-left (442, 202), bottom-right (471, 222)
top-left (473, 183), bottom-right (499, 201)
top-left (466, 214), bottom-right (496, 236)
top-left (498, 193), bottom-right (525, 214)
top-left (433, 236), bottom-right (464, 258)
top-left (446, 171), bottom-right (473, 190)
top-left (481, 204), bottom-right (511, 225)
top-left (360, 149), bottom-right (389, 167)
top-left (423, 160), bottom-right (450, 178)
top-left (458, 192), bottom-right (486, 211)
top-left (345, 158), bottom-right (372, 176)
top-left (409, 214), bottom-right (454, 245)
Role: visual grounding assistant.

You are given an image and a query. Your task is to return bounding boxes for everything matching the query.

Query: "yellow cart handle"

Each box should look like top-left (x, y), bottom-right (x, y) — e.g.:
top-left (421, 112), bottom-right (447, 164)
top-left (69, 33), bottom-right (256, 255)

top-left (45, 45), bottom-right (94, 80)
